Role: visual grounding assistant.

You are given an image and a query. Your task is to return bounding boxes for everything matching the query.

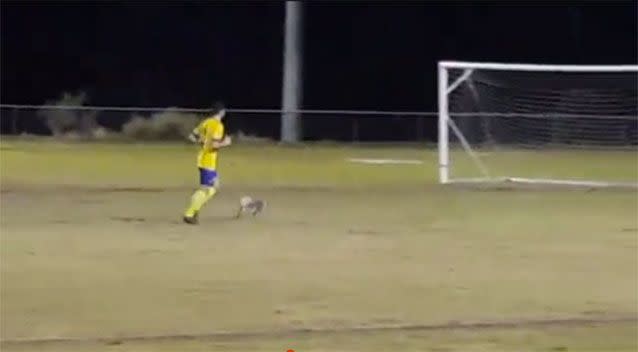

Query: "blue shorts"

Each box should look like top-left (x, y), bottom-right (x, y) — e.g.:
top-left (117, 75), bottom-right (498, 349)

top-left (199, 168), bottom-right (218, 186)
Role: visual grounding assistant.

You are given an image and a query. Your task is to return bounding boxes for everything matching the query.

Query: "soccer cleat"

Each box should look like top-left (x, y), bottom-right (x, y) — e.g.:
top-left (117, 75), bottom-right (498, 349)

top-left (183, 211), bottom-right (199, 225)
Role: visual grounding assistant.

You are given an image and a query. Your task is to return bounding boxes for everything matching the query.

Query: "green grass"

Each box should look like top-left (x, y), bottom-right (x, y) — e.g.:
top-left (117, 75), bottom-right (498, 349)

top-left (1, 139), bottom-right (637, 351)
top-left (0, 139), bottom-right (436, 189)
top-left (2, 140), bottom-right (635, 189)
top-left (450, 148), bottom-right (638, 182)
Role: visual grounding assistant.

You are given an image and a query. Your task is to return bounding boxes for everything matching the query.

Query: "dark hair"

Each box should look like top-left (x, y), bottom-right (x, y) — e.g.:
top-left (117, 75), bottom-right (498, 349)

top-left (211, 101), bottom-right (225, 115)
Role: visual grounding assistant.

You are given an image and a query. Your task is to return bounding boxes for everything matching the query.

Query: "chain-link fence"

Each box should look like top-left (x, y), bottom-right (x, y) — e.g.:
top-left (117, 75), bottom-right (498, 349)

top-left (0, 105), bottom-right (439, 143)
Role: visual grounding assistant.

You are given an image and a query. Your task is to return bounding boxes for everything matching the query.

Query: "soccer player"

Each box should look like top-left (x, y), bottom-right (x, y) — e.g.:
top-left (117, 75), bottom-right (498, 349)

top-left (183, 102), bottom-right (231, 224)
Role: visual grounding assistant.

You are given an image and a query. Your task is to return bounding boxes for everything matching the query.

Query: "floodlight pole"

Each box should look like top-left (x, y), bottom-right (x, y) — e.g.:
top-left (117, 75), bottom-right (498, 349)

top-left (281, 1), bottom-right (304, 143)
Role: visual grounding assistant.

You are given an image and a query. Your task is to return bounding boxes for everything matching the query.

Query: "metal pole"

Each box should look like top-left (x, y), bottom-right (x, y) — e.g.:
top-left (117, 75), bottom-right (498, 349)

top-left (281, 1), bottom-right (303, 143)
top-left (438, 64), bottom-right (449, 184)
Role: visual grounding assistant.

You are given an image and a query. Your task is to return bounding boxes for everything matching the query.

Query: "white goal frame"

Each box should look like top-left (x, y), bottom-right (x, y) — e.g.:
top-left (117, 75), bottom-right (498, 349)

top-left (438, 60), bottom-right (638, 188)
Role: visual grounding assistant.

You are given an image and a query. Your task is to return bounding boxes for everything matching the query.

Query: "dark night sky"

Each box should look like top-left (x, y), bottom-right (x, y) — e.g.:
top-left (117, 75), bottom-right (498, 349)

top-left (1, 1), bottom-right (637, 112)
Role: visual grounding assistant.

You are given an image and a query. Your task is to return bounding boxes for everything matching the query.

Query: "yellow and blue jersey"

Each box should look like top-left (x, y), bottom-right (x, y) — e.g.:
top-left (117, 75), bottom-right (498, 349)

top-left (192, 117), bottom-right (225, 171)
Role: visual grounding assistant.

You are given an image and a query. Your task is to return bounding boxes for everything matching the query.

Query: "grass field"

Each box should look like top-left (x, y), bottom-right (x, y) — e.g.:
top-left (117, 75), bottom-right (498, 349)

top-left (1, 139), bottom-right (637, 351)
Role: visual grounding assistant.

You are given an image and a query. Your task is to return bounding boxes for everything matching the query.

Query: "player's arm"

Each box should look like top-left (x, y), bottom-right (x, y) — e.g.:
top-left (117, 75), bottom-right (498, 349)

top-left (203, 125), bottom-right (231, 151)
top-left (207, 136), bottom-right (231, 150)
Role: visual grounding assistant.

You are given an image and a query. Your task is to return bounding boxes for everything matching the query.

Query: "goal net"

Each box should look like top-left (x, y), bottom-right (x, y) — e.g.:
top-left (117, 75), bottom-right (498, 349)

top-left (438, 61), bottom-right (638, 188)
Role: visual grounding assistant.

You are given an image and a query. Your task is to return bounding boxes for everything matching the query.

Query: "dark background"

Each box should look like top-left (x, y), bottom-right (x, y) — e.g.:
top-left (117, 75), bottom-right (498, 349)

top-left (1, 1), bottom-right (637, 140)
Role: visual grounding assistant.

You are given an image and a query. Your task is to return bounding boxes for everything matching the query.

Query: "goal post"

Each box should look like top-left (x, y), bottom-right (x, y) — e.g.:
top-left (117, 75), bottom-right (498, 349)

top-left (438, 61), bottom-right (638, 188)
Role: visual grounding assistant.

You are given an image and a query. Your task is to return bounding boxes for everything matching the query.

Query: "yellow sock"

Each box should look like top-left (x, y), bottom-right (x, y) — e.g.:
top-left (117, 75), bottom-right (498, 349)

top-left (184, 187), bottom-right (216, 217)
top-left (203, 187), bottom-right (217, 203)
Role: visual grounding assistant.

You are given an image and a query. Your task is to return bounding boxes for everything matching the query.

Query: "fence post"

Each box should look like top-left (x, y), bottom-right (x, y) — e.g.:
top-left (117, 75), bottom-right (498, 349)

top-left (352, 116), bottom-right (359, 142)
top-left (11, 108), bottom-right (18, 135)
top-left (416, 115), bottom-right (424, 141)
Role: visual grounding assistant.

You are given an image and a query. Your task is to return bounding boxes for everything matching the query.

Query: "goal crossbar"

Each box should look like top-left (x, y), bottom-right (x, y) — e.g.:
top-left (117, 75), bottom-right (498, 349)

top-left (440, 61), bottom-right (638, 72)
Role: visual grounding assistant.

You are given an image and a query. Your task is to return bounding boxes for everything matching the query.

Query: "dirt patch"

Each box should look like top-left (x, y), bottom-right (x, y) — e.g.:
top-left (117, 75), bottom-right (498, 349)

top-left (136, 249), bottom-right (177, 255)
top-left (48, 219), bottom-right (72, 224)
top-left (347, 228), bottom-right (385, 236)
top-left (110, 216), bottom-right (147, 223)
top-left (99, 187), bottom-right (169, 193)
top-left (105, 339), bottom-right (123, 346)
top-left (0, 185), bottom-right (180, 194)
top-left (582, 310), bottom-right (607, 316)
top-left (291, 220), bottom-right (309, 226)
top-left (76, 198), bottom-right (105, 204)
top-left (3, 315), bottom-right (635, 346)
top-left (271, 185), bottom-right (343, 193)
top-left (369, 317), bottom-right (402, 325)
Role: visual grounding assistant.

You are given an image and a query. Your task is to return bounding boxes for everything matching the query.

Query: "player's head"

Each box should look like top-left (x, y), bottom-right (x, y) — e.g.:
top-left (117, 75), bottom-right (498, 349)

top-left (211, 102), bottom-right (226, 120)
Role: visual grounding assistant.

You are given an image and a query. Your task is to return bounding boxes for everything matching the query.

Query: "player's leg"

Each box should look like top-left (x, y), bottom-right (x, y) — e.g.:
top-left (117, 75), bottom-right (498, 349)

top-left (183, 168), bottom-right (218, 224)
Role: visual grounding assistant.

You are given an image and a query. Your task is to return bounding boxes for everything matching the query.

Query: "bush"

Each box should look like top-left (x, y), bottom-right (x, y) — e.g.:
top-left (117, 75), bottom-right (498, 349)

top-left (121, 108), bottom-right (200, 141)
top-left (37, 92), bottom-right (98, 138)
top-left (235, 130), bottom-right (272, 144)
top-left (122, 115), bottom-right (154, 139)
